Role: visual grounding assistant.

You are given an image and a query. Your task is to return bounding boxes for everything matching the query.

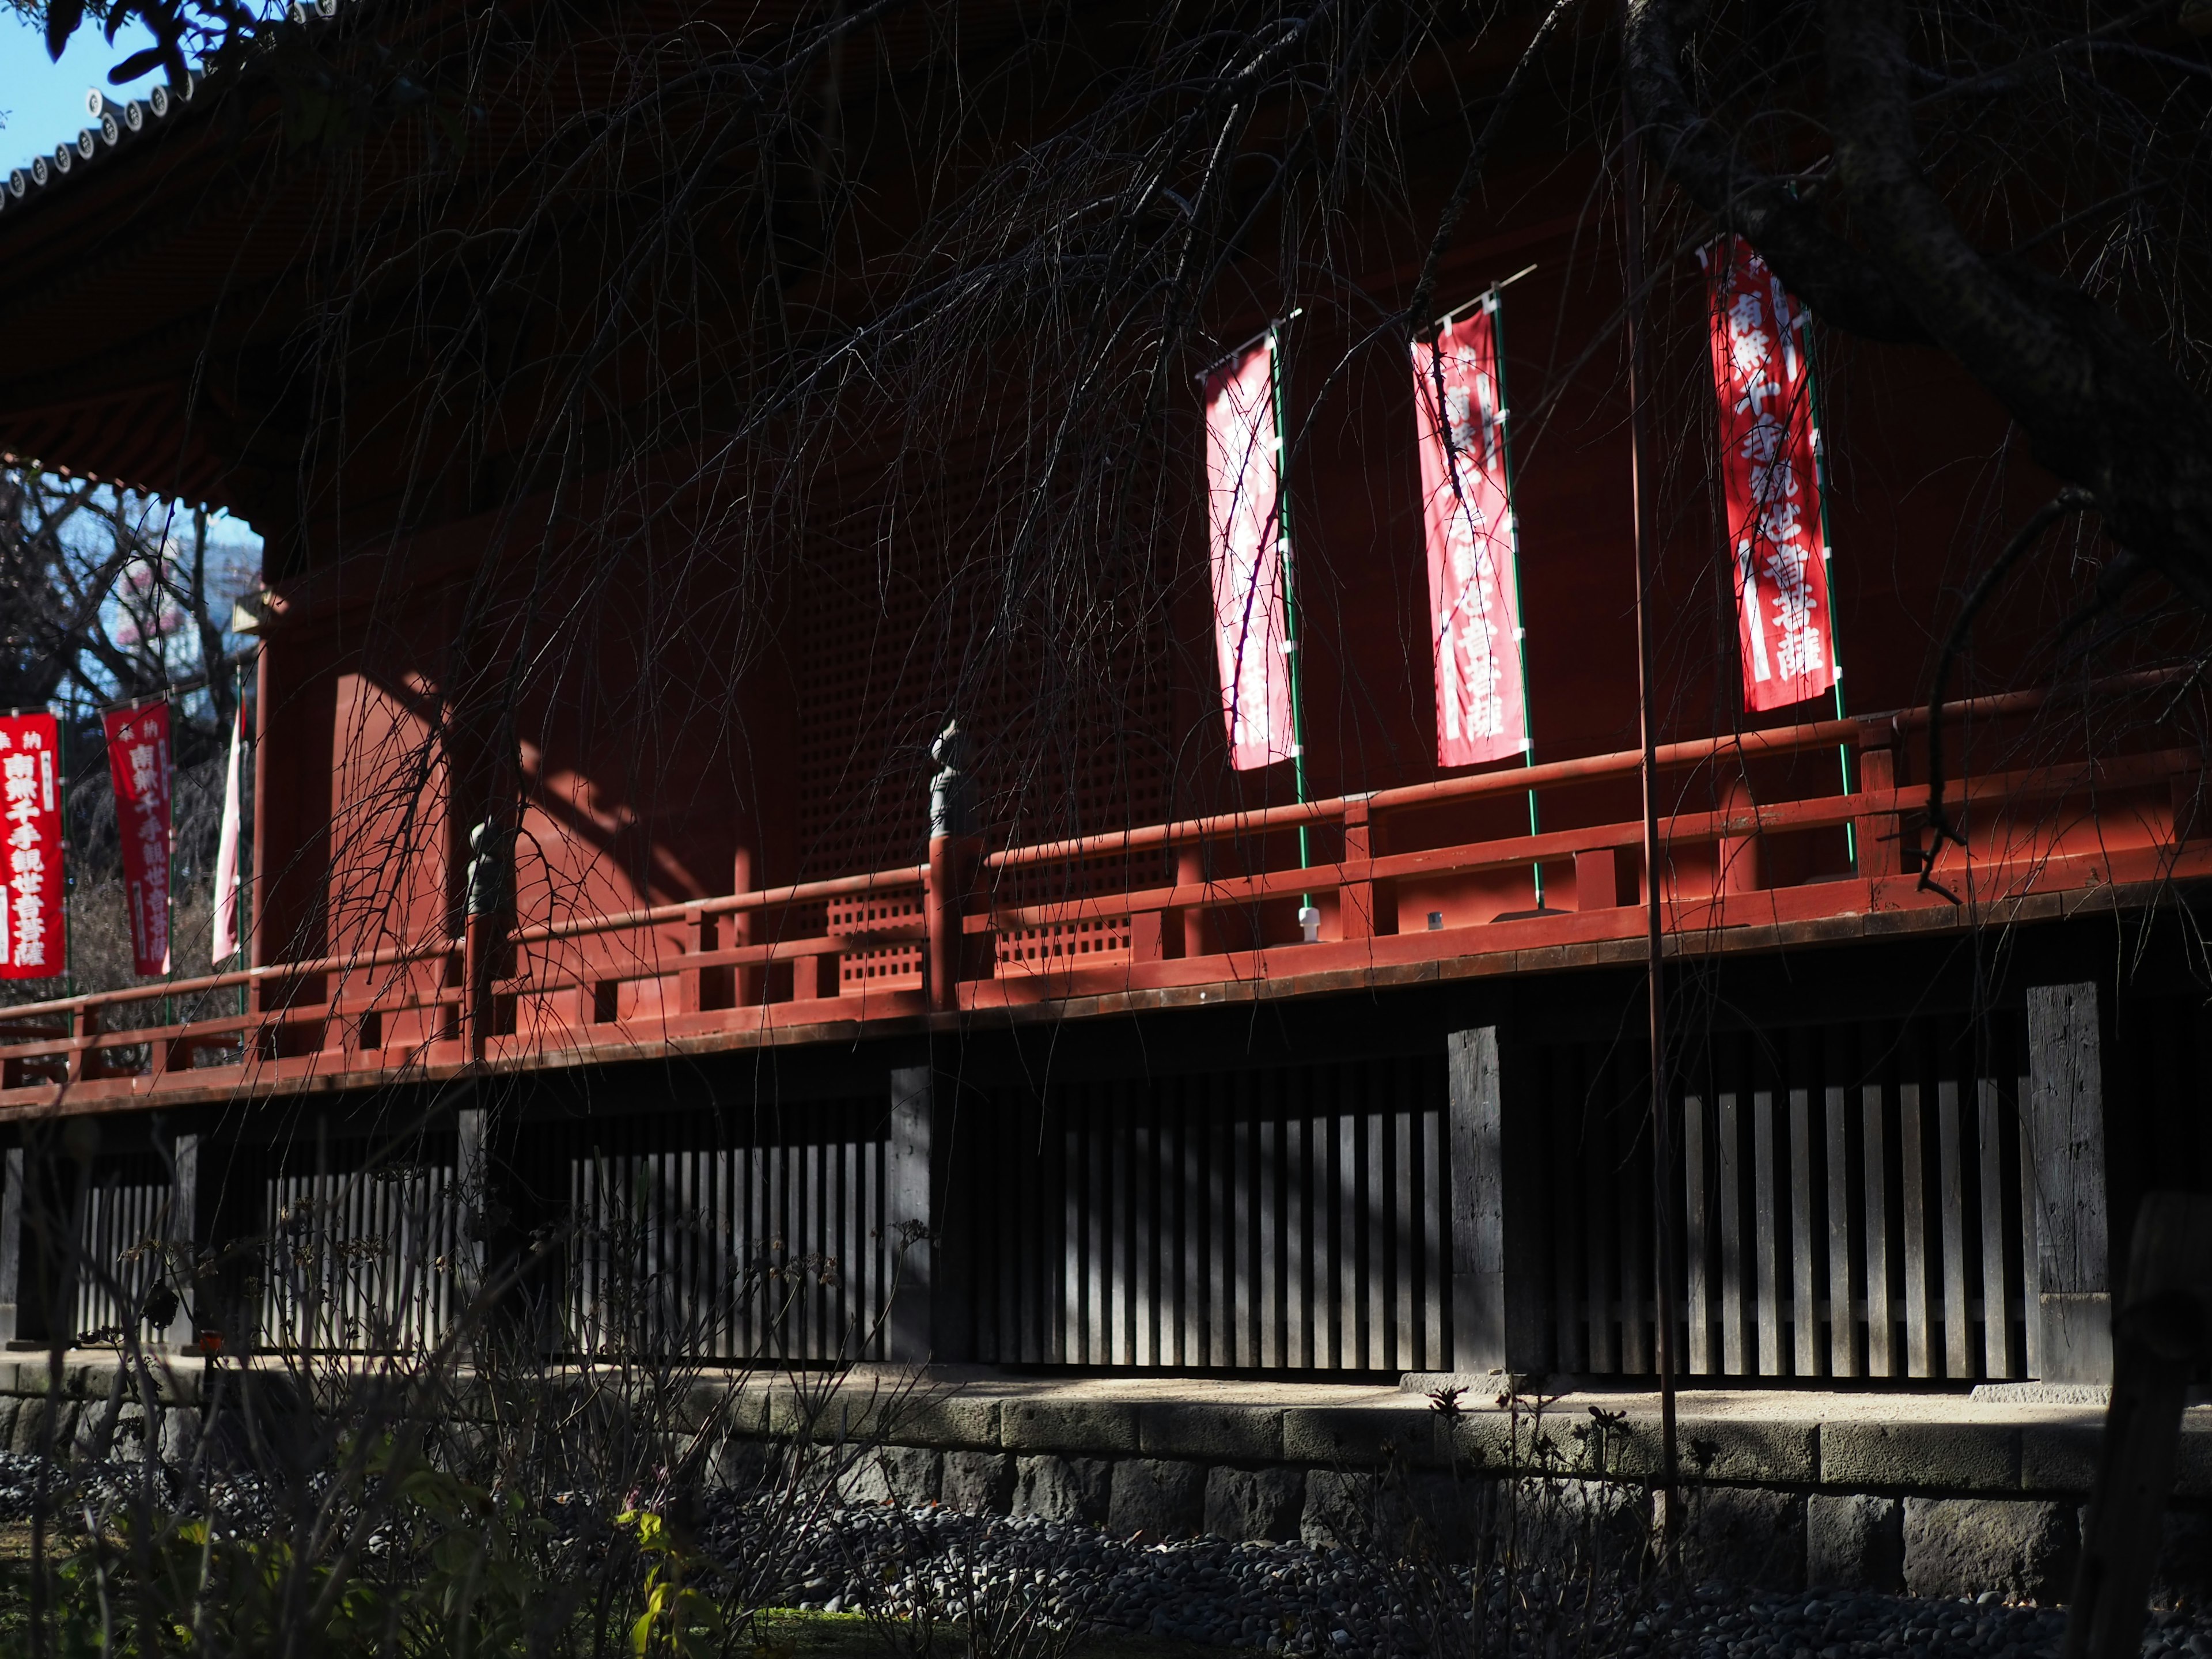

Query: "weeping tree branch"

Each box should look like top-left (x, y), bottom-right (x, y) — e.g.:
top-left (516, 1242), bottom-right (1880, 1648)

top-left (1916, 487), bottom-right (2098, 900)
top-left (1623, 0), bottom-right (2212, 619)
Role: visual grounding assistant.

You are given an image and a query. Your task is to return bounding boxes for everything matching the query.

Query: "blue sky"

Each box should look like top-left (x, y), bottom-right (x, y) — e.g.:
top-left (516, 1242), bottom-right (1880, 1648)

top-left (0, 5), bottom-right (165, 176)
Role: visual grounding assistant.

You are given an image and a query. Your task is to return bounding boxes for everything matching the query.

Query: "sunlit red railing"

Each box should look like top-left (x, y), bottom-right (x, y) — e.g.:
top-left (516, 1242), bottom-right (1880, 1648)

top-left (1, 672), bottom-right (2203, 1108)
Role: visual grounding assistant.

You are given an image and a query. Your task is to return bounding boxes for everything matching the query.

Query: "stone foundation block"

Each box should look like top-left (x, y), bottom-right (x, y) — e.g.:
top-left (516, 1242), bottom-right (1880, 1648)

top-left (837, 1444), bottom-right (938, 1506)
top-left (1003, 1400), bottom-right (1138, 1455)
top-left (1808, 1493), bottom-right (1903, 1593)
top-left (1660, 1486), bottom-right (1804, 1590)
top-left (1203, 1465), bottom-right (1305, 1543)
top-left (1902, 1497), bottom-right (2076, 1601)
top-left (1108, 1458), bottom-right (1205, 1539)
top-left (1012, 1454), bottom-right (1113, 1525)
top-left (2155, 1506), bottom-right (2212, 1607)
top-left (709, 1435), bottom-right (777, 1493)
top-left (941, 1450), bottom-right (1014, 1514)
top-left (1141, 1402), bottom-right (1283, 1462)
top-left (1301, 1469), bottom-right (1378, 1549)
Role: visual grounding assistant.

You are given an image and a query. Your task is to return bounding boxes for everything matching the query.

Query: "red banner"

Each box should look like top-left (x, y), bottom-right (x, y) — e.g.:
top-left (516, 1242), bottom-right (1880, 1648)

top-left (1205, 341), bottom-right (1296, 771)
top-left (1414, 298), bottom-right (1530, 767)
top-left (0, 713), bottom-right (65, 980)
top-left (1705, 236), bottom-right (1838, 713)
top-left (104, 700), bottom-right (172, 977)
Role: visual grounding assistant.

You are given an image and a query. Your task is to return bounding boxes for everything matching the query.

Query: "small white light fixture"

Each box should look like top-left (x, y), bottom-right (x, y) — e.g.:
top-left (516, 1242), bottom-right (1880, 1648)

top-left (1298, 906), bottom-right (1321, 943)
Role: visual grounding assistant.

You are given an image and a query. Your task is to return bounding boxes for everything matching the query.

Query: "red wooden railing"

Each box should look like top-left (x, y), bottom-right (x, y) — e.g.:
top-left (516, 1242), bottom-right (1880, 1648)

top-left (1, 675), bottom-right (2203, 1111)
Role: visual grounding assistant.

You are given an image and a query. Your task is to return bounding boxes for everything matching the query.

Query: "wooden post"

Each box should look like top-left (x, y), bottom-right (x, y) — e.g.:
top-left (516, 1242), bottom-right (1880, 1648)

top-left (1448, 1025), bottom-right (1548, 1377)
top-left (887, 1066), bottom-right (935, 1361)
top-left (164, 1132), bottom-right (198, 1350)
top-left (2028, 981), bottom-right (2113, 1383)
top-left (679, 906), bottom-right (706, 1012)
top-left (925, 837), bottom-right (967, 1014)
top-left (0, 1147), bottom-right (21, 1349)
top-left (1340, 800), bottom-right (1377, 941)
top-left (1574, 847), bottom-right (1628, 912)
top-left (464, 913), bottom-right (496, 1059)
top-left (732, 847), bottom-right (762, 1009)
top-left (2061, 1191), bottom-right (2212, 1659)
top-left (1855, 726), bottom-right (1900, 877)
top-left (1718, 771), bottom-right (1766, 896)
top-left (1176, 844), bottom-right (1207, 959)
top-left (67, 1005), bottom-right (99, 1084)
top-left (456, 1105), bottom-right (489, 1313)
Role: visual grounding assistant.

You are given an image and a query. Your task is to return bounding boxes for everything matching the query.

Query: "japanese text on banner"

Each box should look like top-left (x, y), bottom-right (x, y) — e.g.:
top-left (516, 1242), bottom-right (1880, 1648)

top-left (1703, 236), bottom-right (1838, 714)
top-left (1413, 301), bottom-right (1531, 767)
top-left (103, 700), bottom-right (173, 978)
top-left (1204, 342), bottom-right (1296, 772)
top-left (0, 713), bottom-right (65, 980)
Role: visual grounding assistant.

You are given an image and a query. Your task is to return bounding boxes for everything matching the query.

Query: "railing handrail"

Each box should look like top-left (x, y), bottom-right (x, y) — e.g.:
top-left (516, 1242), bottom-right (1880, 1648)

top-left (0, 665), bottom-right (2192, 1056)
top-left (0, 935), bottom-right (462, 1026)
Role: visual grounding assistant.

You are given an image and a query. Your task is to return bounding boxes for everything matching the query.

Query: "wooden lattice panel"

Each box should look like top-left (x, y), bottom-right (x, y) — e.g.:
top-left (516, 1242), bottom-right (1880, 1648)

top-left (828, 888), bottom-right (924, 991)
top-left (995, 915), bottom-right (1131, 971)
top-left (794, 454), bottom-right (1173, 881)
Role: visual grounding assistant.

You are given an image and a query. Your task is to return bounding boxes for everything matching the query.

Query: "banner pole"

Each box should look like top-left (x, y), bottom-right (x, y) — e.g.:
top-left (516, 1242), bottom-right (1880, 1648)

top-left (1620, 33), bottom-right (1680, 1525)
top-left (1268, 322), bottom-right (1315, 900)
top-left (1803, 324), bottom-right (1857, 869)
top-left (1487, 287), bottom-right (1547, 911)
top-left (59, 702), bottom-right (74, 1000)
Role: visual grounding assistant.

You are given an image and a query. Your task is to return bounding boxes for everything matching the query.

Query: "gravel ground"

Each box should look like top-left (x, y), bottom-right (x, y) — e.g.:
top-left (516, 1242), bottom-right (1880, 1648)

top-left (702, 1498), bottom-right (2206, 1659)
top-left (0, 1453), bottom-right (2198, 1659)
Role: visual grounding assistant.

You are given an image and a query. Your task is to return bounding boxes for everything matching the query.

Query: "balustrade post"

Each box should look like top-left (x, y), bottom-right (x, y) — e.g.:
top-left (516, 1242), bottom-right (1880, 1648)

top-left (67, 1005), bottom-right (98, 1085)
top-left (463, 816), bottom-right (514, 1060)
top-left (1340, 798), bottom-right (1378, 941)
top-left (732, 847), bottom-right (762, 1008)
top-left (1854, 719), bottom-right (1902, 877)
top-left (1177, 844), bottom-right (1207, 959)
top-left (1718, 770), bottom-right (1766, 896)
top-left (926, 723), bottom-right (976, 1015)
top-left (679, 904), bottom-right (714, 1014)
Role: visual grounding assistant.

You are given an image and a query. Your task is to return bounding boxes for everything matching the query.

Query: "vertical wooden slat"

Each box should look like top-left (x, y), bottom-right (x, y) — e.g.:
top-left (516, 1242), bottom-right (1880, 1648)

top-left (1719, 1092), bottom-right (1745, 1376)
top-left (1791, 1088), bottom-right (1819, 1377)
top-left (1394, 1089), bottom-right (1415, 1372)
top-left (1938, 1080), bottom-right (1971, 1379)
top-left (1238, 1084), bottom-right (1258, 1368)
top-left (1133, 1100), bottom-right (1154, 1368)
top-left (1087, 1089), bottom-right (1108, 1366)
top-left (1861, 1086), bottom-right (1891, 1377)
top-left (1586, 1064), bottom-right (1618, 1374)
top-left (1287, 1104), bottom-right (1309, 1369)
top-left (1685, 1094), bottom-right (1711, 1375)
top-left (1214, 1082), bottom-right (1234, 1368)
top-left (1365, 1099), bottom-right (1387, 1371)
top-left (1826, 1086), bottom-right (1856, 1378)
top-left (1181, 1084), bottom-right (1203, 1368)
top-left (1259, 1107), bottom-right (1281, 1369)
top-left (1753, 1090), bottom-right (1780, 1376)
top-left (1620, 1062), bottom-right (1650, 1375)
top-left (1111, 1093), bottom-right (1131, 1365)
top-left (2020, 1074), bottom-right (2041, 1378)
top-left (1336, 1101), bottom-right (1358, 1371)
top-left (1902, 1082), bottom-right (1931, 1378)
top-left (1979, 1079), bottom-right (2010, 1379)
top-left (1422, 1088), bottom-right (1444, 1371)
